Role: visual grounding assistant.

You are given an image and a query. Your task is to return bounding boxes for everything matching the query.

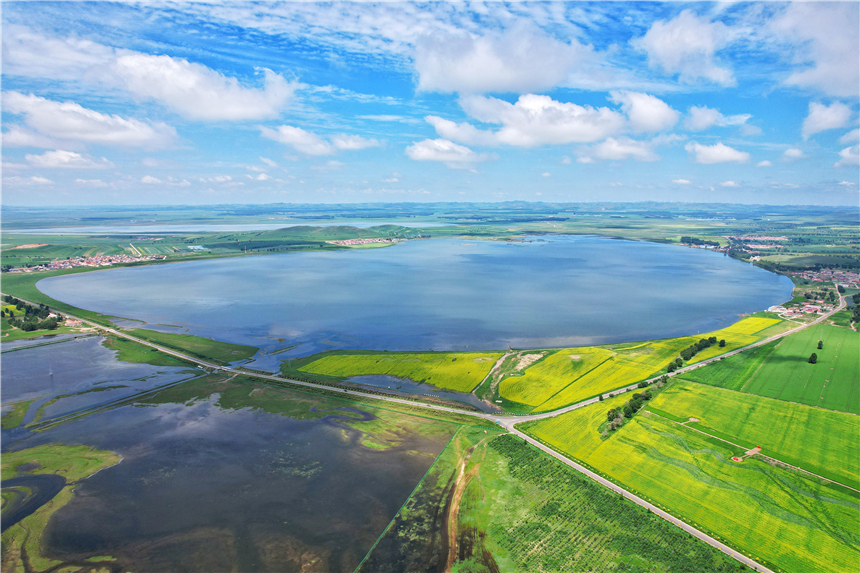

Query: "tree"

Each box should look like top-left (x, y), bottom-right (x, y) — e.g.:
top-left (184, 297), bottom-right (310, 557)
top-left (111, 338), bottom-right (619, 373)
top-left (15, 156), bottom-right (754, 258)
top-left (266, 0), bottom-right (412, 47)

top-left (838, 285), bottom-right (846, 293)
top-left (818, 340), bottom-right (823, 350)
top-left (719, 339), bottom-right (726, 347)
top-left (808, 353), bottom-right (817, 364)
top-left (599, 394), bottom-right (604, 402)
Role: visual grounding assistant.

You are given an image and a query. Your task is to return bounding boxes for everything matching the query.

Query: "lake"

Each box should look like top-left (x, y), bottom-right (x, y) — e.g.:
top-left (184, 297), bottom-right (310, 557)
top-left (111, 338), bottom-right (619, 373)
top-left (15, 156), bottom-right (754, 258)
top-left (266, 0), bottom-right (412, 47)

top-left (37, 235), bottom-right (793, 361)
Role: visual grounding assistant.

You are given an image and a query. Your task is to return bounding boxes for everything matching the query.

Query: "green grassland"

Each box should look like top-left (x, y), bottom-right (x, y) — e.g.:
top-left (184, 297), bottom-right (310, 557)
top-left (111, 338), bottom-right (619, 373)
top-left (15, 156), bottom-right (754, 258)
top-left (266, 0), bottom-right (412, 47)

top-left (102, 336), bottom-right (191, 367)
top-left (1, 444), bottom-right (122, 573)
top-left (297, 351), bottom-right (503, 393)
top-left (0, 399), bottom-right (36, 430)
top-left (680, 324), bottom-right (859, 413)
top-left (522, 391), bottom-right (860, 573)
top-left (125, 328), bottom-right (258, 364)
top-left (1, 316), bottom-right (86, 343)
top-left (645, 380), bottom-right (859, 489)
top-left (1, 268), bottom-right (120, 325)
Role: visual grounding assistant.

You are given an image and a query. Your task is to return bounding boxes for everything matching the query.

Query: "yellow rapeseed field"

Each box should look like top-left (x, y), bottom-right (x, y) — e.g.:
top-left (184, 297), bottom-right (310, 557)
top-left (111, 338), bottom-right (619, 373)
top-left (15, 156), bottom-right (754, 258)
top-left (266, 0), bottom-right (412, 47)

top-left (300, 352), bottom-right (503, 393)
top-left (498, 348), bottom-right (613, 407)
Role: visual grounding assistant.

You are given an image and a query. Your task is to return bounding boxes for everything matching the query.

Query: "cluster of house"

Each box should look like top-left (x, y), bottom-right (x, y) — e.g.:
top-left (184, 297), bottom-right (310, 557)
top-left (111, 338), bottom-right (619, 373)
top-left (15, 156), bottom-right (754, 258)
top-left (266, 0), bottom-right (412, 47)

top-left (327, 238), bottom-right (401, 246)
top-left (792, 269), bottom-right (860, 289)
top-left (768, 302), bottom-right (836, 319)
top-left (4, 254), bottom-right (166, 273)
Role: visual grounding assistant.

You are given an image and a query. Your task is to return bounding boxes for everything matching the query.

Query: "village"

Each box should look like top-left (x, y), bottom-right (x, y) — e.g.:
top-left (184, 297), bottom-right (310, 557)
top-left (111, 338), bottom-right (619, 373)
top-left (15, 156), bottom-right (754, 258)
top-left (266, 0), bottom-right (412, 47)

top-left (326, 237), bottom-right (401, 246)
top-left (2, 253), bottom-right (166, 273)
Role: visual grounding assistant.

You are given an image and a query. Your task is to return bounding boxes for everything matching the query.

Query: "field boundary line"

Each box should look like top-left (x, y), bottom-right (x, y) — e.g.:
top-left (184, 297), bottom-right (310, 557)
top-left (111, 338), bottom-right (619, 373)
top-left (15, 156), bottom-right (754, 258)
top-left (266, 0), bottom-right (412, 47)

top-left (644, 410), bottom-right (860, 494)
top-left (530, 355), bottom-right (615, 412)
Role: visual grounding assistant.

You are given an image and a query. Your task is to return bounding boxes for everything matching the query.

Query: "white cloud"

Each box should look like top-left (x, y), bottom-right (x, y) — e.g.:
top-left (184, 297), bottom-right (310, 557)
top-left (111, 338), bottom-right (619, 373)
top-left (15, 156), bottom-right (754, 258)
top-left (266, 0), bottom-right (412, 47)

top-left (2, 126), bottom-right (65, 149)
top-left (560, 156), bottom-right (572, 165)
top-left (1, 25), bottom-right (114, 80)
top-left (74, 178), bottom-right (109, 187)
top-left (632, 9), bottom-right (734, 85)
top-left (424, 116), bottom-right (499, 146)
top-left (541, 172), bottom-right (551, 177)
top-left (802, 102), bottom-right (852, 139)
top-left (3, 91), bottom-right (176, 149)
top-left (454, 94), bottom-right (626, 147)
top-left (782, 148), bottom-right (806, 161)
top-left (260, 125), bottom-right (333, 155)
top-left (672, 179), bottom-right (691, 184)
top-left (4, 175), bottom-right (54, 185)
top-left (141, 175), bottom-right (162, 184)
top-left (577, 156), bottom-right (594, 164)
top-left (685, 141), bottom-right (750, 164)
top-left (588, 137), bottom-right (659, 162)
top-left (684, 105), bottom-right (752, 131)
top-left (254, 173), bottom-right (274, 181)
top-left (720, 180), bottom-right (740, 187)
top-left (107, 54), bottom-right (298, 121)
top-left (839, 181), bottom-right (855, 186)
top-left (260, 126), bottom-right (378, 155)
top-left (205, 175), bottom-right (233, 183)
top-left (771, 3), bottom-right (859, 97)
top-left (330, 134), bottom-right (380, 150)
top-left (414, 21), bottom-right (593, 94)
top-left (840, 129), bottom-right (860, 145)
top-left (835, 145), bottom-right (860, 168)
top-left (405, 139), bottom-right (496, 169)
top-left (260, 157), bottom-right (279, 167)
top-left (25, 150), bottom-right (113, 169)
top-left (757, 160), bottom-right (772, 167)
top-left (609, 91), bottom-right (678, 133)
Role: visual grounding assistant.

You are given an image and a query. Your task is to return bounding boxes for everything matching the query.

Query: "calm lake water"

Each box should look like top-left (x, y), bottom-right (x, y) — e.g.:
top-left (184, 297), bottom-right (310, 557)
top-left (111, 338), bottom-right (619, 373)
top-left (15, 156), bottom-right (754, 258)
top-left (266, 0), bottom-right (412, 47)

top-left (38, 236), bottom-right (793, 360)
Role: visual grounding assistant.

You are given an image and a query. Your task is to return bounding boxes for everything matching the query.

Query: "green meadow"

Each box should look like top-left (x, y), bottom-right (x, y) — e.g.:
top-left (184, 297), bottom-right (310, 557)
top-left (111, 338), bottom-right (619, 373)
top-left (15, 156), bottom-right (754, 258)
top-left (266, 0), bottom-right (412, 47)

top-left (125, 328), bottom-right (258, 364)
top-left (298, 351), bottom-right (503, 393)
top-left (680, 324), bottom-right (859, 413)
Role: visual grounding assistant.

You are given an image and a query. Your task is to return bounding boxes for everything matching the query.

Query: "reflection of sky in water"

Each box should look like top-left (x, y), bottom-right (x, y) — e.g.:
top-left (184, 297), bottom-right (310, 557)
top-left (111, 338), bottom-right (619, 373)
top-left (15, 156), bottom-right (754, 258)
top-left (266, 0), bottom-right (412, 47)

top-left (9, 385), bottom-right (447, 571)
top-left (1, 337), bottom-right (195, 428)
top-left (39, 236), bottom-right (793, 360)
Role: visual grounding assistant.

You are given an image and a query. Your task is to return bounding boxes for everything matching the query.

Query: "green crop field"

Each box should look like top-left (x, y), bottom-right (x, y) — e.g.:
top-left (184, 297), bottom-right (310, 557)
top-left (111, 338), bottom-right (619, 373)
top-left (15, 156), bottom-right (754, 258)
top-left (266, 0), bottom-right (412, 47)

top-left (646, 380), bottom-right (859, 489)
top-left (523, 392), bottom-right (860, 573)
top-left (126, 328), bottom-right (258, 364)
top-left (298, 351), bottom-right (503, 393)
top-left (102, 336), bottom-right (190, 367)
top-left (680, 324), bottom-right (859, 413)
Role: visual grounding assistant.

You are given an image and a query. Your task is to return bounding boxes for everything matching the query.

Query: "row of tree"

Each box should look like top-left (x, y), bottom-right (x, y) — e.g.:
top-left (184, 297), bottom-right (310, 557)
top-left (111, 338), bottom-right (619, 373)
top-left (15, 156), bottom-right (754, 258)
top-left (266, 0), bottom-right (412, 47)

top-left (3, 295), bottom-right (61, 332)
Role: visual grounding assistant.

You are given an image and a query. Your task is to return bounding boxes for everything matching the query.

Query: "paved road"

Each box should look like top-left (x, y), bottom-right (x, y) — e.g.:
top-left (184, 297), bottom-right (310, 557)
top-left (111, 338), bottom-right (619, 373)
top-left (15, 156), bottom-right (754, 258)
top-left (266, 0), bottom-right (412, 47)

top-left (4, 291), bottom-right (847, 573)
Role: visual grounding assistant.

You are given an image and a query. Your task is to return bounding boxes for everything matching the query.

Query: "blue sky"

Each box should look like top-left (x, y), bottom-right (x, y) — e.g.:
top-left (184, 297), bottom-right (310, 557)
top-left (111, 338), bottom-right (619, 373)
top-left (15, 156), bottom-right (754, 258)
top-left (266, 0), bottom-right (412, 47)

top-left (2, 1), bottom-right (858, 206)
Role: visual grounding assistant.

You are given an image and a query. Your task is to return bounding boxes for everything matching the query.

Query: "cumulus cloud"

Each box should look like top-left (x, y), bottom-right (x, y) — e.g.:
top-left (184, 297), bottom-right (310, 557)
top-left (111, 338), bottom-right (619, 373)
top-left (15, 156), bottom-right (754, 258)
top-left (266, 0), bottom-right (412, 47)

top-left (802, 102), bottom-right (852, 139)
top-left (1, 25), bottom-right (114, 80)
top-left (835, 145), bottom-right (860, 168)
top-left (720, 180), bottom-right (739, 187)
top-left (405, 139), bottom-right (496, 169)
top-left (444, 94), bottom-right (626, 147)
top-left (2, 126), bottom-right (65, 149)
top-left (771, 3), bottom-right (859, 97)
top-left (632, 10), bottom-right (734, 85)
top-left (330, 134), bottom-right (381, 150)
top-left (108, 55), bottom-right (298, 121)
top-left (609, 91), bottom-right (678, 133)
top-left (757, 160), bottom-right (772, 167)
top-left (685, 141), bottom-right (750, 164)
top-left (839, 181), bottom-right (855, 186)
top-left (74, 178), bottom-right (109, 187)
top-left (672, 179), bottom-right (691, 184)
top-left (4, 175), bottom-right (54, 185)
top-left (25, 150), bottom-right (113, 169)
top-left (414, 22), bottom-right (593, 94)
top-left (840, 129), bottom-right (860, 144)
top-left (782, 148), bottom-right (806, 161)
top-left (684, 105), bottom-right (752, 131)
top-left (586, 137), bottom-right (659, 162)
top-left (3, 91), bottom-right (176, 149)
top-left (260, 157), bottom-right (279, 167)
top-left (260, 125), bottom-right (378, 155)
top-left (141, 175), bottom-right (162, 184)
top-left (577, 156), bottom-right (594, 164)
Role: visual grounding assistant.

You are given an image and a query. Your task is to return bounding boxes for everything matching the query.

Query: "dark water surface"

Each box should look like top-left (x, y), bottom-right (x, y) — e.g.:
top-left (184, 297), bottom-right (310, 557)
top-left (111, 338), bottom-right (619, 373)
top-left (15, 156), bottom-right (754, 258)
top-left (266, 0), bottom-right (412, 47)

top-left (3, 379), bottom-right (450, 572)
top-left (38, 236), bottom-right (793, 361)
